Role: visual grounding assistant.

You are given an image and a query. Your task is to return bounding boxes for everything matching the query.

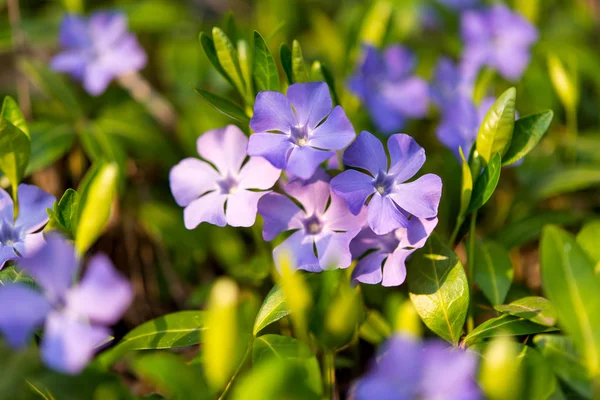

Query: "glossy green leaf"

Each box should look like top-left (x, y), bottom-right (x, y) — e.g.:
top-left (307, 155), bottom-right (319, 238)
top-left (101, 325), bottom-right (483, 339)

top-left (467, 152), bottom-right (501, 213)
top-left (495, 296), bottom-right (558, 327)
top-left (252, 334), bottom-right (321, 395)
top-left (476, 87), bottom-right (516, 164)
top-left (502, 110), bottom-right (553, 166)
top-left (26, 122), bottom-right (76, 174)
top-left (534, 334), bottom-right (594, 398)
top-left (212, 27), bottom-right (246, 96)
top-left (540, 225), bottom-right (600, 376)
top-left (194, 88), bottom-right (250, 124)
top-left (291, 40), bottom-right (308, 83)
top-left (458, 147), bottom-right (473, 218)
top-left (407, 233), bottom-right (469, 345)
top-left (46, 188), bottom-right (80, 238)
top-left (199, 32), bottom-right (237, 89)
top-left (253, 284), bottom-right (290, 335)
top-left (473, 239), bottom-right (513, 306)
top-left (0, 118), bottom-right (30, 199)
top-left (464, 314), bottom-right (557, 346)
top-left (531, 167), bottom-right (600, 200)
top-left (577, 220), bottom-right (600, 268)
top-left (1, 96), bottom-right (28, 137)
top-left (253, 31), bottom-right (280, 92)
top-left (280, 43), bottom-right (293, 84)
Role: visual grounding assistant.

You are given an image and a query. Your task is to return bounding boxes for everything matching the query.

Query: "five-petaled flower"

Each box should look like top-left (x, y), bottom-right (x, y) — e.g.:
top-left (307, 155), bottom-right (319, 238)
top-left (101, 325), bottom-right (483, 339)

top-left (0, 184), bottom-right (55, 269)
top-left (170, 125), bottom-right (281, 229)
top-left (351, 216), bottom-right (437, 287)
top-left (330, 131), bottom-right (442, 236)
top-left (353, 335), bottom-right (482, 400)
top-left (248, 82), bottom-right (355, 180)
top-left (0, 235), bottom-right (133, 374)
top-left (348, 45), bottom-right (429, 134)
top-left (258, 169), bottom-right (365, 272)
top-left (51, 11), bottom-right (147, 95)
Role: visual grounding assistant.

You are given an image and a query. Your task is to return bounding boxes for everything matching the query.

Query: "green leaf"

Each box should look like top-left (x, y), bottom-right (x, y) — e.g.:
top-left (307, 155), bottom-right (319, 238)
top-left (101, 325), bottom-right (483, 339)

top-left (0, 265), bottom-right (35, 287)
top-left (359, 0), bottom-right (393, 46)
top-left (280, 43), bottom-right (293, 84)
top-left (476, 87), bottom-right (516, 164)
top-left (530, 167), bottom-right (600, 200)
top-left (548, 55), bottom-right (579, 111)
top-left (1, 96), bottom-right (28, 137)
top-left (47, 188), bottom-right (80, 238)
top-left (315, 62), bottom-right (340, 105)
top-left (199, 32), bottom-right (237, 90)
top-left (212, 27), bottom-right (246, 96)
top-left (464, 314), bottom-right (557, 346)
top-left (26, 122), bottom-right (76, 175)
top-left (252, 335), bottom-right (321, 395)
top-left (237, 39), bottom-right (253, 100)
top-left (473, 239), bottom-right (513, 306)
top-left (458, 147), bottom-right (473, 219)
top-left (467, 152), bottom-right (501, 213)
top-left (358, 309), bottom-right (392, 344)
top-left (502, 110), bottom-right (553, 166)
top-left (540, 225), bottom-right (600, 376)
top-left (253, 31), bottom-right (280, 92)
top-left (534, 334), bottom-right (594, 399)
top-left (97, 311), bottom-right (206, 368)
top-left (576, 220), bottom-right (600, 268)
top-left (519, 345), bottom-right (560, 400)
top-left (194, 88), bottom-right (250, 124)
top-left (75, 162), bottom-right (119, 254)
top-left (0, 118), bottom-right (30, 199)
top-left (291, 40), bottom-right (309, 83)
top-left (253, 284), bottom-right (291, 336)
top-left (407, 233), bottom-right (469, 345)
top-left (494, 296), bottom-right (558, 327)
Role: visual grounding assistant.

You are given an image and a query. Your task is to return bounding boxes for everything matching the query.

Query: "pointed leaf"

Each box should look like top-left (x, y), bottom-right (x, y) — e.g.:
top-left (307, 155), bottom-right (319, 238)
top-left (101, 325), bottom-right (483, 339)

top-left (0, 118), bottom-right (30, 197)
top-left (291, 40), bottom-right (308, 83)
top-left (1, 96), bottom-right (28, 137)
top-left (548, 55), bottom-right (579, 111)
top-left (576, 220), bottom-right (600, 269)
top-left (473, 239), bottom-right (513, 306)
top-left (199, 32), bottom-right (237, 89)
top-left (476, 87), bottom-right (516, 164)
top-left (212, 27), bottom-right (246, 96)
top-left (502, 110), bottom-right (553, 166)
top-left (467, 152), bottom-right (501, 213)
top-left (495, 296), bottom-right (558, 327)
top-left (253, 31), bottom-right (280, 92)
top-left (464, 314), bottom-right (558, 346)
top-left (531, 167), bottom-right (600, 200)
top-left (253, 284), bottom-right (291, 335)
top-left (194, 88), bottom-right (250, 124)
top-left (458, 147), bottom-right (473, 219)
top-left (280, 43), bottom-right (293, 84)
top-left (47, 188), bottom-right (80, 238)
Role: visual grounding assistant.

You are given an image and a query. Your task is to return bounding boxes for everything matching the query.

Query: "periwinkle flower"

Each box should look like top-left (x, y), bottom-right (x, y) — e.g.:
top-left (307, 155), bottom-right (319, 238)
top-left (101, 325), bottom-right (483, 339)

top-left (461, 4), bottom-right (538, 81)
top-left (0, 235), bottom-right (133, 374)
top-left (351, 216), bottom-right (437, 287)
top-left (248, 82), bottom-right (355, 180)
top-left (429, 58), bottom-right (475, 110)
top-left (258, 169), bottom-right (366, 272)
top-left (51, 12), bottom-right (147, 95)
top-left (170, 125), bottom-right (281, 229)
top-left (348, 45), bottom-right (429, 134)
top-left (330, 132), bottom-right (442, 236)
top-left (0, 184), bottom-right (55, 269)
top-left (353, 335), bottom-right (481, 400)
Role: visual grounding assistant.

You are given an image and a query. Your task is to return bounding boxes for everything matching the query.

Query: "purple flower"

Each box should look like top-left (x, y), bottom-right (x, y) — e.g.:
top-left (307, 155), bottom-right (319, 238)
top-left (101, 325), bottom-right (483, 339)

top-left (0, 184), bottom-right (55, 269)
top-left (330, 132), bottom-right (442, 236)
top-left (51, 12), bottom-right (147, 95)
top-left (0, 235), bottom-right (133, 374)
top-left (437, 0), bottom-right (478, 10)
top-left (248, 82), bottom-right (355, 180)
top-left (429, 58), bottom-right (475, 110)
top-left (353, 335), bottom-right (481, 400)
top-left (258, 169), bottom-right (366, 272)
top-left (461, 4), bottom-right (538, 81)
top-left (170, 125), bottom-right (281, 229)
top-left (351, 216), bottom-right (437, 287)
top-left (348, 45), bottom-right (429, 134)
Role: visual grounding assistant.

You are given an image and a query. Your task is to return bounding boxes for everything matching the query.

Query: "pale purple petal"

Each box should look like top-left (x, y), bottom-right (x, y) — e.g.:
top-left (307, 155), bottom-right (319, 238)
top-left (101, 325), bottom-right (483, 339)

top-left (273, 231), bottom-right (320, 272)
top-left (387, 134), bottom-right (426, 183)
top-left (41, 312), bottom-right (110, 375)
top-left (258, 193), bottom-right (303, 241)
top-left (87, 12), bottom-right (127, 49)
top-left (367, 194), bottom-right (409, 235)
top-left (238, 157), bottom-right (281, 190)
top-left (15, 184), bottom-right (56, 233)
top-left (247, 132), bottom-right (294, 170)
top-left (381, 248), bottom-right (412, 287)
top-left (169, 158), bottom-right (220, 207)
top-left (286, 146), bottom-right (333, 180)
top-left (0, 285), bottom-right (51, 348)
top-left (65, 254), bottom-right (132, 325)
top-left (197, 125), bottom-right (248, 176)
top-left (284, 169), bottom-right (331, 216)
top-left (102, 33), bottom-right (147, 75)
top-left (330, 170), bottom-right (375, 216)
top-left (83, 63), bottom-right (113, 96)
top-left (0, 188), bottom-right (14, 223)
top-left (315, 231), bottom-right (356, 270)
top-left (286, 82), bottom-right (332, 130)
top-left (389, 174), bottom-right (442, 219)
top-left (50, 51), bottom-right (87, 79)
top-left (0, 246), bottom-right (17, 269)
top-left (399, 217), bottom-right (438, 249)
top-left (183, 192), bottom-right (227, 229)
top-left (250, 91), bottom-right (296, 134)
top-left (383, 46), bottom-right (415, 80)
top-left (58, 15), bottom-right (90, 48)
top-left (308, 106), bottom-right (355, 150)
top-left (350, 227), bottom-right (382, 259)
top-left (22, 231), bottom-right (46, 257)
top-left (379, 78), bottom-right (429, 118)
top-left (225, 189), bottom-right (266, 227)
top-left (351, 251), bottom-right (386, 285)
top-left (493, 47), bottom-right (531, 82)
top-left (322, 192), bottom-right (367, 231)
top-left (342, 131), bottom-right (387, 177)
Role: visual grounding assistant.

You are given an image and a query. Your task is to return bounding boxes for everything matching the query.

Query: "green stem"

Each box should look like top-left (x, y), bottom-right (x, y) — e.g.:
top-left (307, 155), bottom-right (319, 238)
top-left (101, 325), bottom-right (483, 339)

top-left (322, 351), bottom-right (337, 400)
top-left (448, 215), bottom-right (464, 247)
top-left (218, 338), bottom-right (254, 400)
top-left (467, 211), bottom-right (478, 334)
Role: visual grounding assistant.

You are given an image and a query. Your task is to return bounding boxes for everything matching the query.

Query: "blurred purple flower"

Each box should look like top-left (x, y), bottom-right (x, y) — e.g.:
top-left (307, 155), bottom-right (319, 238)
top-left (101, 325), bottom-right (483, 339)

top-left (170, 125), bottom-right (280, 229)
top-left (248, 82), bottom-right (355, 180)
top-left (0, 184), bottom-right (55, 269)
top-left (351, 216), bottom-right (437, 287)
top-left (461, 4), bottom-right (538, 81)
top-left (330, 132), bottom-right (442, 236)
top-left (437, 0), bottom-right (478, 10)
top-left (51, 12), bottom-right (147, 95)
top-left (348, 45), bottom-right (429, 134)
top-left (353, 335), bottom-right (482, 400)
top-left (0, 235), bottom-right (133, 374)
top-left (258, 169), bottom-right (366, 272)
top-left (430, 58), bottom-right (475, 110)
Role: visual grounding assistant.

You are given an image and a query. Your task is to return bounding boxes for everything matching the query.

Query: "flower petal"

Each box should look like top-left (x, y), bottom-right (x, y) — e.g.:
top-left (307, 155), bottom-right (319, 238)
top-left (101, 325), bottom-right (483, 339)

top-left (65, 254), bottom-right (133, 325)
top-left (197, 125), bottom-right (248, 176)
top-left (183, 192), bottom-right (227, 229)
top-left (379, 77), bottom-right (429, 118)
top-left (0, 285), bottom-right (51, 348)
top-left (367, 194), bottom-right (409, 235)
top-left (342, 131), bottom-right (387, 177)
top-left (284, 169), bottom-right (331, 215)
top-left (308, 106), bottom-right (355, 150)
top-left (88, 12), bottom-right (127, 49)
top-left (0, 188), bottom-right (14, 224)
top-left (169, 158), bottom-right (220, 207)
top-left (247, 132), bottom-right (294, 170)
top-left (388, 174), bottom-right (442, 219)
top-left (383, 45), bottom-right (415, 80)
top-left (50, 50), bottom-right (87, 80)
top-left (0, 244), bottom-right (18, 269)
top-left (323, 192), bottom-right (367, 231)
top-left (349, 227), bottom-right (382, 259)
top-left (286, 146), bottom-right (333, 180)
top-left (250, 91), bottom-right (296, 134)
top-left (381, 248), bottom-right (412, 287)
top-left (58, 15), bottom-right (91, 48)
top-left (258, 193), bottom-right (303, 241)
top-left (365, 93), bottom-right (407, 133)
top-left (238, 157), bottom-right (281, 190)
top-left (83, 63), bottom-right (113, 96)
top-left (352, 251), bottom-right (386, 285)
top-left (225, 189), bottom-right (266, 227)
top-left (273, 231), bottom-right (320, 272)
top-left (315, 231), bottom-right (357, 270)
top-left (14, 184), bottom-right (56, 233)
top-left (387, 134), bottom-right (426, 183)
top-left (330, 169), bottom-right (375, 216)
top-left (399, 217), bottom-right (438, 249)
top-left (286, 82), bottom-right (332, 130)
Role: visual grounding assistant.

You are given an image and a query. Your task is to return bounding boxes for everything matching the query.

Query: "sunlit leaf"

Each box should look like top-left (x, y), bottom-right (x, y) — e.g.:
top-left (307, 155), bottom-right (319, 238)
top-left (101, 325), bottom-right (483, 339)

top-left (576, 220), bottom-right (600, 268)
top-left (0, 118), bottom-right (30, 201)
top-left (476, 87), bottom-right (516, 164)
top-left (502, 110), bottom-right (553, 166)
top-left (212, 27), bottom-right (246, 97)
top-left (253, 284), bottom-right (290, 336)
top-left (291, 40), bottom-right (308, 83)
top-left (253, 31), bottom-right (280, 92)
top-left (464, 314), bottom-right (557, 346)
top-left (494, 296), bottom-right (558, 327)
top-left (1, 96), bottom-right (28, 137)
top-left (473, 239), bottom-right (513, 306)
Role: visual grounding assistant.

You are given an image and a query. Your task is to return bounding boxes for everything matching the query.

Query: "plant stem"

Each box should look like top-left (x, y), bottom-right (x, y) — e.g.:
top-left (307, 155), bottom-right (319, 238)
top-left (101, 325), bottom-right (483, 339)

top-left (448, 215), bottom-right (464, 247)
top-left (322, 351), bottom-right (337, 400)
top-left (467, 211), bottom-right (477, 333)
top-left (218, 338), bottom-right (254, 400)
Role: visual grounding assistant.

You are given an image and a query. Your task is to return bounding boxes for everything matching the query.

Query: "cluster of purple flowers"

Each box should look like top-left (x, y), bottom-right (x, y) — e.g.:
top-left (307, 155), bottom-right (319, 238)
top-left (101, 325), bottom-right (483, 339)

top-left (170, 82), bottom-right (442, 286)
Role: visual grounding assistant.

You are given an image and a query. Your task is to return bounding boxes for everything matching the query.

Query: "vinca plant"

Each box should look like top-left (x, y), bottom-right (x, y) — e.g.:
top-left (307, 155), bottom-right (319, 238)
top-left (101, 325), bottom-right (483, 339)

top-left (1, 0), bottom-right (600, 399)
